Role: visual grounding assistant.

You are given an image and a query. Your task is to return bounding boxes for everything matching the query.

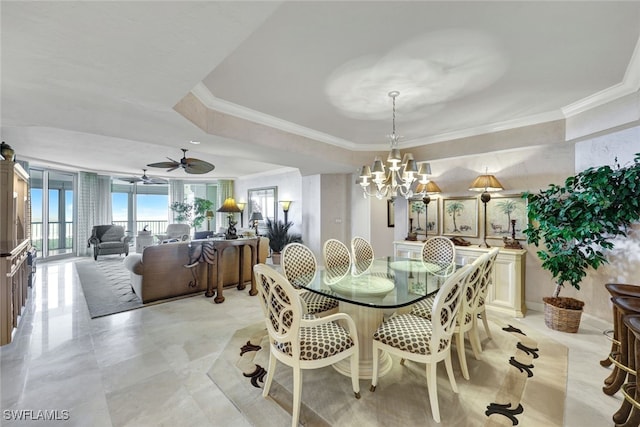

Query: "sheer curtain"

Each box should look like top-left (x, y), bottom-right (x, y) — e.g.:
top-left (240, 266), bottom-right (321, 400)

top-left (169, 179), bottom-right (184, 223)
top-left (216, 180), bottom-right (234, 232)
top-left (77, 173), bottom-right (112, 256)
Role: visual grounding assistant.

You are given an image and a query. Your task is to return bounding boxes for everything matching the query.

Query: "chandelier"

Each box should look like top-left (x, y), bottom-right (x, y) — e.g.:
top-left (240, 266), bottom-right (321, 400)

top-left (357, 91), bottom-right (431, 200)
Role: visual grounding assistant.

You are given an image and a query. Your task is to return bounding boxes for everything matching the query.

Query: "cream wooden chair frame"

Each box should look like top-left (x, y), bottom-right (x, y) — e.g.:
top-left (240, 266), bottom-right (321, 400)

top-left (371, 264), bottom-right (472, 423)
top-left (254, 264), bottom-right (360, 427)
top-left (281, 242), bottom-right (338, 315)
top-left (472, 247), bottom-right (500, 346)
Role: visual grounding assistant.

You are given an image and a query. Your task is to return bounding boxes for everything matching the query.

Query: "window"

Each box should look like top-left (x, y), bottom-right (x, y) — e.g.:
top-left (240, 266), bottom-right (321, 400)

top-left (111, 180), bottom-right (168, 235)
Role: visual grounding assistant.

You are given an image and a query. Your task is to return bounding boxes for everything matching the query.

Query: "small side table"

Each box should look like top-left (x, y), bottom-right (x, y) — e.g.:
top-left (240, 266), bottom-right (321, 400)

top-left (136, 233), bottom-right (154, 253)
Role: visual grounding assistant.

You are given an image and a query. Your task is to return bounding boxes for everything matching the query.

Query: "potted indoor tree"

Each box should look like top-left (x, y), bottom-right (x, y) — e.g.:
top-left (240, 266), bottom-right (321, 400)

top-left (170, 197), bottom-right (214, 234)
top-left (524, 154), bottom-right (640, 332)
top-left (265, 218), bottom-right (302, 264)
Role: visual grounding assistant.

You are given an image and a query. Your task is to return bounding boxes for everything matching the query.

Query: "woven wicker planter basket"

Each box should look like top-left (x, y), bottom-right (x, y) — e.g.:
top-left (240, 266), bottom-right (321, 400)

top-left (544, 301), bottom-right (583, 333)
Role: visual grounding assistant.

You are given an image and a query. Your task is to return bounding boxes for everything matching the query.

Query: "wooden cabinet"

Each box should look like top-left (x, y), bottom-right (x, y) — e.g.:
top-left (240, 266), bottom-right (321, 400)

top-left (393, 241), bottom-right (527, 317)
top-left (1, 160), bottom-right (30, 345)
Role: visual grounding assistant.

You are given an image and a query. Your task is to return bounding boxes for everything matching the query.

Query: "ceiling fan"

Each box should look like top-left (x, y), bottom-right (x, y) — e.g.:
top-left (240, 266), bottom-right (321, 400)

top-left (118, 169), bottom-right (168, 185)
top-left (146, 148), bottom-right (215, 174)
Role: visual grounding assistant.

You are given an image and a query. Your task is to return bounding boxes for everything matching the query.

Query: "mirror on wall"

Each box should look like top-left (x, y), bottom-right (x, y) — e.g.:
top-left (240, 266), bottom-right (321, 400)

top-left (248, 186), bottom-right (277, 232)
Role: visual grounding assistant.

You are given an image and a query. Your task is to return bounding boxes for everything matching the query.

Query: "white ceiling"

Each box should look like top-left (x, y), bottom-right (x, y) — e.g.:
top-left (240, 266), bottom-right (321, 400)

top-left (2, 1), bottom-right (639, 180)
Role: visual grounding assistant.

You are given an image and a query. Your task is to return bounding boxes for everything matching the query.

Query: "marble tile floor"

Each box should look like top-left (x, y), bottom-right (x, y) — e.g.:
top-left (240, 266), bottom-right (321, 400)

top-left (0, 257), bottom-right (625, 426)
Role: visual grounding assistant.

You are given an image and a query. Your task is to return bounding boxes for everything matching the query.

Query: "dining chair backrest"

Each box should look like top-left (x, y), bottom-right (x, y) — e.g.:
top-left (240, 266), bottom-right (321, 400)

top-left (254, 264), bottom-right (302, 355)
top-left (476, 247), bottom-right (500, 309)
top-left (429, 264), bottom-right (472, 355)
top-left (351, 236), bottom-right (374, 263)
top-left (460, 254), bottom-right (488, 328)
top-left (422, 236), bottom-right (456, 266)
top-left (281, 243), bottom-right (317, 289)
top-left (323, 239), bottom-right (352, 277)
top-left (351, 236), bottom-right (374, 275)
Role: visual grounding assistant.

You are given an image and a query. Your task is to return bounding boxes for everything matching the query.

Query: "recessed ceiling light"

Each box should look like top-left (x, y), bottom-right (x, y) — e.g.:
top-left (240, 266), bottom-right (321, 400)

top-left (189, 140), bottom-right (200, 145)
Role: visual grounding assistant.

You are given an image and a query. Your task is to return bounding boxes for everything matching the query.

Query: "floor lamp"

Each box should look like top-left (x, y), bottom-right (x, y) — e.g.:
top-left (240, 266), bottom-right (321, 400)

top-left (279, 200), bottom-right (292, 224)
top-left (469, 170), bottom-right (504, 248)
top-left (415, 181), bottom-right (442, 239)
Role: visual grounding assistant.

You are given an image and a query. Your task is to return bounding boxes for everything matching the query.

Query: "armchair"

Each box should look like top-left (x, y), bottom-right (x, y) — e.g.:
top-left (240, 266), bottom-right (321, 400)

top-left (88, 225), bottom-right (131, 260)
top-left (155, 223), bottom-right (190, 243)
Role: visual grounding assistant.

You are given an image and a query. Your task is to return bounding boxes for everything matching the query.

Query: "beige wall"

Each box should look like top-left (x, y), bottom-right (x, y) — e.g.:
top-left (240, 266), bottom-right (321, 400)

top-left (233, 96), bottom-right (639, 322)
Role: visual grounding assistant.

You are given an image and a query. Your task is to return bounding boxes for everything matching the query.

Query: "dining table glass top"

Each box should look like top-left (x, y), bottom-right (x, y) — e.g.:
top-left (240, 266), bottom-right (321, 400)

top-left (294, 256), bottom-right (457, 309)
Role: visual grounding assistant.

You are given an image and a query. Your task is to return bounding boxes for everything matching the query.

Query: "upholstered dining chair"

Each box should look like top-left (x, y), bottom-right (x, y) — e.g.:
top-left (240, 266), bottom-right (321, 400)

top-left (281, 243), bottom-right (339, 315)
top-left (351, 236), bottom-right (375, 275)
top-left (253, 264), bottom-right (360, 427)
top-left (323, 239), bottom-right (352, 275)
top-left (422, 236), bottom-right (456, 268)
top-left (409, 255), bottom-right (485, 380)
top-left (370, 264), bottom-right (472, 423)
top-left (472, 247), bottom-right (500, 347)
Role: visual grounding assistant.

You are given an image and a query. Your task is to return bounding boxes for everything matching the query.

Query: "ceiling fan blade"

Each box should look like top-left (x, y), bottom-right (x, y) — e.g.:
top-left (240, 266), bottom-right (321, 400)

top-left (184, 158), bottom-right (215, 174)
top-left (146, 177), bottom-right (168, 185)
top-left (118, 176), bottom-right (143, 183)
top-left (147, 161), bottom-right (178, 169)
top-left (166, 165), bottom-right (180, 172)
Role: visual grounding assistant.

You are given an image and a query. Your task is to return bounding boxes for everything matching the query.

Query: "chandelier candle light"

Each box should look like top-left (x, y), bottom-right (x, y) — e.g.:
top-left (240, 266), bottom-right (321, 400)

top-left (358, 91), bottom-right (432, 199)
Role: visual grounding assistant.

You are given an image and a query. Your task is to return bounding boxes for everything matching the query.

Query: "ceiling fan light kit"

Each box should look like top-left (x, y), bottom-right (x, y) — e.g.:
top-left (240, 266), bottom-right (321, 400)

top-left (147, 148), bottom-right (215, 175)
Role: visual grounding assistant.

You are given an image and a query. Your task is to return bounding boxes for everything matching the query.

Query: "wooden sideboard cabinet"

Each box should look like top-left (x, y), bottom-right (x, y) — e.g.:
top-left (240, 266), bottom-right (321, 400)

top-left (1, 160), bottom-right (31, 345)
top-left (393, 241), bottom-right (527, 317)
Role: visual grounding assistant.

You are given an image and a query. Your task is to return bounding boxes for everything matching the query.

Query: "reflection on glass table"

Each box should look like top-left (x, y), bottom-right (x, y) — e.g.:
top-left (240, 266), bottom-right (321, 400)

top-left (296, 256), bottom-right (457, 379)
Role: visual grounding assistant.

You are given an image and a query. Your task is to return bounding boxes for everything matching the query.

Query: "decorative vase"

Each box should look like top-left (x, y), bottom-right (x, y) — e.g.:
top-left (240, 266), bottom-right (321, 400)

top-left (0, 141), bottom-right (15, 161)
top-left (271, 252), bottom-right (281, 265)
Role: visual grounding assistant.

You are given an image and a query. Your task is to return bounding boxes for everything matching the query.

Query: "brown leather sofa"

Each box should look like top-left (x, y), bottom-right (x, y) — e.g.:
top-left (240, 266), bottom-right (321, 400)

top-left (123, 237), bottom-right (269, 303)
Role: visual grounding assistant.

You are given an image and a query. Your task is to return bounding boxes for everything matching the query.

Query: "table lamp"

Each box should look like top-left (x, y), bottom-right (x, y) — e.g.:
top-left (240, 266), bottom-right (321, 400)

top-left (469, 170), bottom-right (503, 248)
top-left (217, 198), bottom-right (242, 239)
top-left (249, 211), bottom-right (263, 233)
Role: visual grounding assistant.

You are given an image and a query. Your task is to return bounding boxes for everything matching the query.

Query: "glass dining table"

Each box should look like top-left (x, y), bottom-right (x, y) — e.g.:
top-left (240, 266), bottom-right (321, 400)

top-left (294, 256), bottom-right (456, 379)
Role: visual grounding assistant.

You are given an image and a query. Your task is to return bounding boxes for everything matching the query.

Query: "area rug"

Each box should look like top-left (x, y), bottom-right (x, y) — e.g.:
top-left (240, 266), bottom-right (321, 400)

top-left (75, 256), bottom-right (143, 318)
top-left (208, 314), bottom-right (567, 426)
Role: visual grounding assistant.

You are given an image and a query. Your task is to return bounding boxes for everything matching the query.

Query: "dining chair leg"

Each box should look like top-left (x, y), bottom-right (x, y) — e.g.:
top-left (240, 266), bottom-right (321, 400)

top-left (480, 310), bottom-right (493, 339)
top-left (444, 351), bottom-right (458, 393)
top-left (456, 331), bottom-right (470, 380)
top-left (263, 353), bottom-right (277, 397)
top-left (425, 362), bottom-right (441, 423)
top-left (350, 353), bottom-right (361, 398)
top-left (469, 325), bottom-right (483, 360)
top-left (292, 368), bottom-right (302, 427)
top-left (370, 344), bottom-right (379, 392)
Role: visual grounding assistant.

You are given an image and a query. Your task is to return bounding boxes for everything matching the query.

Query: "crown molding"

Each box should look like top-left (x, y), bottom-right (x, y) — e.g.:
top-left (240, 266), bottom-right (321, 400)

top-left (562, 36), bottom-right (640, 118)
top-left (191, 83), bottom-right (362, 150)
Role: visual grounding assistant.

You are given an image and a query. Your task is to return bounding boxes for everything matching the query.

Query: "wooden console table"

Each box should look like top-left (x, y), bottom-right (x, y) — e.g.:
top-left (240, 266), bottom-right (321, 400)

top-left (190, 238), bottom-right (260, 303)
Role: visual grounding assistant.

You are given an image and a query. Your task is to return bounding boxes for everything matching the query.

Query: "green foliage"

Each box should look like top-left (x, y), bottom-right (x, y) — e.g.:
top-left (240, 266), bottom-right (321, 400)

top-left (523, 153), bottom-right (640, 297)
top-left (170, 197), bottom-right (213, 229)
top-left (265, 218), bottom-right (303, 253)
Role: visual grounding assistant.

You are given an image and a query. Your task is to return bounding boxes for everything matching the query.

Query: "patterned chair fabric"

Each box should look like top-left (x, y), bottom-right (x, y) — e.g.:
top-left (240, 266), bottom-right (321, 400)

top-left (351, 236), bottom-right (374, 275)
top-left (87, 225), bottom-right (131, 260)
top-left (371, 263), bottom-right (472, 423)
top-left (422, 236), bottom-right (456, 267)
top-left (323, 239), bottom-right (352, 277)
top-left (253, 264), bottom-right (361, 427)
top-left (411, 255), bottom-right (486, 380)
top-left (282, 243), bottom-right (339, 315)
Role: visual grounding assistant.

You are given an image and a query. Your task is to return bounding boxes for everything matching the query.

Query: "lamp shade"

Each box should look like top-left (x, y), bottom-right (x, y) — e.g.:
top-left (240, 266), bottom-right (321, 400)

top-left (249, 211), bottom-right (263, 221)
top-left (415, 180), bottom-right (442, 194)
top-left (279, 200), bottom-right (292, 212)
top-left (205, 210), bottom-right (214, 219)
top-left (217, 198), bottom-right (242, 213)
top-left (236, 202), bottom-right (246, 211)
top-left (469, 174), bottom-right (504, 192)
